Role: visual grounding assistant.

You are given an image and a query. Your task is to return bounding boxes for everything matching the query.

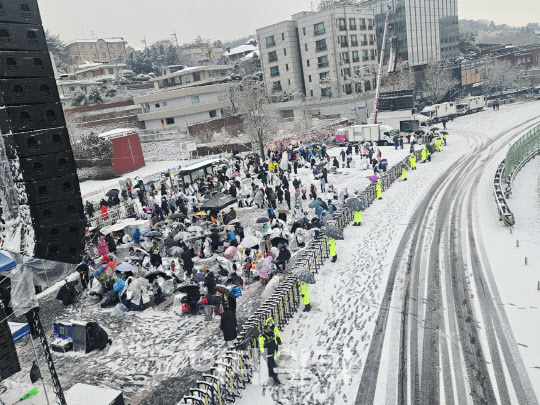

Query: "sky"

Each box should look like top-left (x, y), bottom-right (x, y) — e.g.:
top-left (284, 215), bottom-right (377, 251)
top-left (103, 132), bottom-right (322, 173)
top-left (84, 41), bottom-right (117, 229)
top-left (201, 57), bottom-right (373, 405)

top-left (38, 0), bottom-right (539, 47)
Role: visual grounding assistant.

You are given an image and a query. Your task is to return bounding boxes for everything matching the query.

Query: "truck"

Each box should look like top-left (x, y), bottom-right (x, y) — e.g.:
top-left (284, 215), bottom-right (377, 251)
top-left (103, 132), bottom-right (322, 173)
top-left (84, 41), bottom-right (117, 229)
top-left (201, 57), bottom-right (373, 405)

top-left (335, 124), bottom-right (396, 146)
top-left (456, 96), bottom-right (486, 115)
top-left (399, 114), bottom-right (431, 133)
top-left (419, 102), bottom-right (457, 123)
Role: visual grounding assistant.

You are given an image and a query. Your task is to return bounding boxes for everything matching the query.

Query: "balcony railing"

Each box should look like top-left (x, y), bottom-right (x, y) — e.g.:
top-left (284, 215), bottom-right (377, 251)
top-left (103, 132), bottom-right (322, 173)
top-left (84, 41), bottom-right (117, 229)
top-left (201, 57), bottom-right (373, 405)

top-left (369, 40), bottom-right (374, 45)
top-left (361, 41), bottom-right (368, 46)
top-left (318, 62), bottom-right (329, 68)
top-left (266, 42), bottom-right (276, 48)
top-left (339, 26), bottom-right (347, 31)
top-left (316, 45), bottom-right (327, 52)
top-left (314, 29), bottom-right (326, 36)
top-left (368, 25), bottom-right (373, 30)
top-left (362, 57), bottom-right (369, 61)
top-left (268, 56), bottom-right (278, 63)
top-left (351, 41), bottom-right (358, 47)
top-left (340, 42), bottom-right (349, 47)
top-left (350, 25), bottom-right (357, 30)
top-left (270, 71), bottom-right (280, 77)
top-left (359, 25), bottom-right (367, 30)
top-left (352, 57), bottom-right (360, 63)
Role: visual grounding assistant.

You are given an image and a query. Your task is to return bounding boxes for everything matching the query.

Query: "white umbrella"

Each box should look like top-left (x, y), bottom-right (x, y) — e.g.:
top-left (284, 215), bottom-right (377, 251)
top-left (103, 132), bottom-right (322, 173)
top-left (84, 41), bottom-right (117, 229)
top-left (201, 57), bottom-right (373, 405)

top-left (238, 235), bottom-right (259, 249)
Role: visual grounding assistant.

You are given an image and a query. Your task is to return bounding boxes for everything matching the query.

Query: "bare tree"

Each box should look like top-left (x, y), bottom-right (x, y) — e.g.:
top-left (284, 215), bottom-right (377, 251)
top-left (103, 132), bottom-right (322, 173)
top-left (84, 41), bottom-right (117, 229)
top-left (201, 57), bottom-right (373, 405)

top-left (381, 64), bottom-right (415, 92)
top-left (231, 80), bottom-right (278, 158)
top-left (480, 58), bottom-right (518, 97)
top-left (421, 62), bottom-right (459, 104)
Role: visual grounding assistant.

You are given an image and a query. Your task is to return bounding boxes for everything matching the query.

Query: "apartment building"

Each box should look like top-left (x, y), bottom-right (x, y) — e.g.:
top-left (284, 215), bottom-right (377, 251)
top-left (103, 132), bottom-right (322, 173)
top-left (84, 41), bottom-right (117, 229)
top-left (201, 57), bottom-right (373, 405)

top-left (362, 0), bottom-right (459, 66)
top-left (66, 38), bottom-right (128, 70)
top-left (256, 6), bottom-right (378, 100)
top-left (134, 65), bottom-right (233, 130)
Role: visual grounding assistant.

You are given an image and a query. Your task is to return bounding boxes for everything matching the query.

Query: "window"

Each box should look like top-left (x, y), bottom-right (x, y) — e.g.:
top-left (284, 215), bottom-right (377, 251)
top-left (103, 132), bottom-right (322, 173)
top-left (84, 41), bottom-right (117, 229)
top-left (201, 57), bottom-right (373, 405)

top-left (341, 52), bottom-right (349, 63)
top-left (80, 44), bottom-right (85, 49)
top-left (100, 44), bottom-right (105, 49)
top-left (352, 51), bottom-right (359, 62)
top-left (266, 36), bottom-right (275, 48)
top-left (364, 80), bottom-right (371, 91)
top-left (314, 22), bottom-right (325, 36)
top-left (321, 87), bottom-right (332, 98)
top-left (370, 49), bottom-right (376, 60)
top-left (288, 79), bottom-right (291, 85)
top-left (108, 68), bottom-right (114, 74)
top-left (316, 39), bottom-right (327, 52)
top-left (209, 110), bottom-right (217, 118)
top-left (338, 18), bottom-right (346, 31)
top-left (345, 83), bottom-right (352, 94)
top-left (343, 68), bottom-right (351, 77)
top-left (92, 53), bottom-right (97, 58)
top-left (272, 81), bottom-right (282, 92)
top-left (368, 19), bottom-right (374, 29)
top-left (268, 51), bottom-right (278, 63)
top-left (281, 33), bottom-right (285, 40)
top-left (339, 35), bottom-right (348, 47)
top-left (308, 75), bottom-right (312, 82)
top-left (361, 35), bottom-right (367, 46)
top-left (193, 72), bottom-right (201, 82)
top-left (359, 19), bottom-right (366, 30)
top-left (318, 55), bottom-right (329, 68)
top-left (155, 103), bottom-right (160, 108)
top-left (270, 66), bottom-right (280, 77)
top-left (162, 101), bottom-right (168, 107)
top-left (307, 59), bottom-right (310, 67)
top-left (284, 48), bottom-right (287, 56)
top-left (362, 50), bottom-right (369, 61)
top-left (355, 82), bottom-right (363, 93)
top-left (166, 117), bottom-right (175, 125)
top-left (102, 52), bottom-right (107, 57)
top-left (349, 18), bottom-right (356, 30)
top-left (118, 43), bottom-right (122, 48)
top-left (191, 96), bottom-right (200, 104)
top-left (351, 35), bottom-right (358, 46)
top-left (305, 43), bottom-right (308, 51)
top-left (69, 86), bottom-right (76, 92)
top-left (319, 71), bottom-right (330, 82)
top-left (303, 27), bottom-right (306, 35)
top-left (369, 35), bottom-right (375, 45)
top-left (286, 64), bottom-right (289, 71)
top-left (310, 90), bottom-right (314, 97)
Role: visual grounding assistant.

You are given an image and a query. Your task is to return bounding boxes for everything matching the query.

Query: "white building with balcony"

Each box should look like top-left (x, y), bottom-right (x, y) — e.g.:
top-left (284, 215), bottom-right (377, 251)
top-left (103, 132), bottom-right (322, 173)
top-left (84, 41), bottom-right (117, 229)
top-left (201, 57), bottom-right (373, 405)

top-left (134, 65), bottom-right (233, 130)
top-left (256, 6), bottom-right (378, 100)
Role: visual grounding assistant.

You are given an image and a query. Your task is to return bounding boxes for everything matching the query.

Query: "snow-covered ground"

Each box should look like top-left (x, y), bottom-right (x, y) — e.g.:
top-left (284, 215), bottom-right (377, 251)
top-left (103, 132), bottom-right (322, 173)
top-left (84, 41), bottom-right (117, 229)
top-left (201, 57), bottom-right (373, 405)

top-left (477, 150), bottom-right (540, 392)
top-left (235, 101), bottom-right (540, 404)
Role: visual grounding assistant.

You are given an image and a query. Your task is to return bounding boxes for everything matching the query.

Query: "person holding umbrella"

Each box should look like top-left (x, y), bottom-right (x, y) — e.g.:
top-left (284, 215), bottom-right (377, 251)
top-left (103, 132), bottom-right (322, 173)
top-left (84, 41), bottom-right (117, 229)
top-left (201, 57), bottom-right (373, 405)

top-left (328, 237), bottom-right (337, 262)
top-left (300, 281), bottom-right (311, 312)
top-left (354, 210), bottom-right (362, 226)
top-left (220, 306), bottom-right (237, 347)
top-left (259, 323), bottom-right (281, 385)
top-left (376, 179), bottom-right (383, 200)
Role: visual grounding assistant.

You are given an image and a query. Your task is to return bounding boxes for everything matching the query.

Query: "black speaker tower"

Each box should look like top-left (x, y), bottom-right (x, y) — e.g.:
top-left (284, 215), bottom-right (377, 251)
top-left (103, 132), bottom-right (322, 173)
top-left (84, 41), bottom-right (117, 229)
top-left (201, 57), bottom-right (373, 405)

top-left (0, 0), bottom-right (84, 264)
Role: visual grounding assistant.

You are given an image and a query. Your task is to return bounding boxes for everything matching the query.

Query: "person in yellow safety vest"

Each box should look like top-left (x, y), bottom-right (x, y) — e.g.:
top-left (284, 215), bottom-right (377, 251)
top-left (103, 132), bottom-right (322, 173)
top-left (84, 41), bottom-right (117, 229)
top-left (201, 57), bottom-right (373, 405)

top-left (376, 179), bottom-right (382, 200)
top-left (300, 281), bottom-right (311, 312)
top-left (353, 210), bottom-right (362, 226)
top-left (402, 167), bottom-right (408, 181)
top-left (327, 237), bottom-right (337, 262)
top-left (443, 133), bottom-right (447, 146)
top-left (421, 146), bottom-right (428, 163)
top-left (258, 323), bottom-right (281, 385)
top-left (409, 153), bottom-right (417, 170)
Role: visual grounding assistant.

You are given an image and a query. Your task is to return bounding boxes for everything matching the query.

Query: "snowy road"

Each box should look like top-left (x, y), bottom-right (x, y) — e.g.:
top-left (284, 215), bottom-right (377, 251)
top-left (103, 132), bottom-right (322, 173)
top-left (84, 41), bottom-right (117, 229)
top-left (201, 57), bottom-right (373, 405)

top-left (236, 101), bottom-right (540, 405)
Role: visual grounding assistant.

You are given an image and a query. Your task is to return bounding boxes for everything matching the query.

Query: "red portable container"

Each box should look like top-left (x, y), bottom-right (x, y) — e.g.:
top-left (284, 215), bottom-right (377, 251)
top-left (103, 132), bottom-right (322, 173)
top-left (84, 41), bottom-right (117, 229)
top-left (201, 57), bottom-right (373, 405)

top-left (98, 128), bottom-right (145, 175)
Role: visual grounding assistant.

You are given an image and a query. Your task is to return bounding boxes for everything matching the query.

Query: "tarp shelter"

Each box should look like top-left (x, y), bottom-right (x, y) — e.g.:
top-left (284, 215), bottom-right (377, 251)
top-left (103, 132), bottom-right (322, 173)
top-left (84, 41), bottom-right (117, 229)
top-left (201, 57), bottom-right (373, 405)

top-left (98, 128), bottom-right (146, 175)
top-left (0, 252), bottom-right (17, 273)
top-left (1, 251), bottom-right (77, 289)
top-left (201, 192), bottom-right (237, 211)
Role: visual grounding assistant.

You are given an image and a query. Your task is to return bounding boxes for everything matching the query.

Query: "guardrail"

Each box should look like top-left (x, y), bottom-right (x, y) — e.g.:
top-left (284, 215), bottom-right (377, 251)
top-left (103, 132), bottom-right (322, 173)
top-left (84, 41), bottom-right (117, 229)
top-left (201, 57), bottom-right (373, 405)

top-left (494, 123), bottom-right (540, 227)
top-left (178, 146), bottom-right (425, 404)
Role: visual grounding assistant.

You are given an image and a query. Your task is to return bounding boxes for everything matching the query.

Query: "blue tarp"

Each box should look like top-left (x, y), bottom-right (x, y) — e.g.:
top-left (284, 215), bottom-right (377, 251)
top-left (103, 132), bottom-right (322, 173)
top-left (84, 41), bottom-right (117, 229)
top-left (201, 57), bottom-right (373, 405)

top-left (0, 252), bottom-right (17, 273)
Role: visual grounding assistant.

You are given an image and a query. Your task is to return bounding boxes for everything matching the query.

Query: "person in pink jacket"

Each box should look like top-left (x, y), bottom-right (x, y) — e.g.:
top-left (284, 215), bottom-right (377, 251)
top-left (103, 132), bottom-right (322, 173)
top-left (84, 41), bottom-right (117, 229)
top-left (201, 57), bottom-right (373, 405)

top-left (97, 236), bottom-right (109, 256)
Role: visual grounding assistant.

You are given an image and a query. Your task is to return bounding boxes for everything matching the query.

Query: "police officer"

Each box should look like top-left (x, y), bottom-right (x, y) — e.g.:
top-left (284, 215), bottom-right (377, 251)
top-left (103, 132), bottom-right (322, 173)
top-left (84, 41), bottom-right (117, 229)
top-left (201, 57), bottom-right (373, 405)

top-left (328, 237), bottom-right (337, 262)
top-left (353, 210), bottom-right (362, 226)
top-left (300, 281), bottom-right (311, 312)
top-left (259, 323), bottom-right (281, 385)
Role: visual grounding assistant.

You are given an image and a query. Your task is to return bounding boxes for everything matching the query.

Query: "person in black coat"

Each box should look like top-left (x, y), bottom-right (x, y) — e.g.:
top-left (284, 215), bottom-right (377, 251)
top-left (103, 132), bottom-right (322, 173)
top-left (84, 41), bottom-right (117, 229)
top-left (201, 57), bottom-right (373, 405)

top-left (276, 246), bottom-right (291, 271)
top-left (276, 186), bottom-right (284, 204)
top-left (204, 270), bottom-right (216, 295)
top-left (76, 263), bottom-right (89, 289)
top-left (86, 322), bottom-right (111, 351)
top-left (284, 189), bottom-right (291, 210)
top-left (229, 184), bottom-right (237, 198)
top-left (293, 160), bottom-right (298, 174)
top-left (210, 229), bottom-right (221, 251)
top-left (105, 233), bottom-right (116, 254)
top-left (220, 308), bottom-right (237, 346)
top-left (181, 248), bottom-right (195, 276)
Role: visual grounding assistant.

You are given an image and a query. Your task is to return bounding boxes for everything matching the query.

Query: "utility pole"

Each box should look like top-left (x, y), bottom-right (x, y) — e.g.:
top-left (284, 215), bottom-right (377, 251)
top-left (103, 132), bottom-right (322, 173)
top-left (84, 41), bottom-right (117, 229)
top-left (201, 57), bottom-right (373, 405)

top-left (372, 5), bottom-right (391, 124)
top-left (141, 37), bottom-right (147, 48)
top-left (172, 30), bottom-right (180, 47)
